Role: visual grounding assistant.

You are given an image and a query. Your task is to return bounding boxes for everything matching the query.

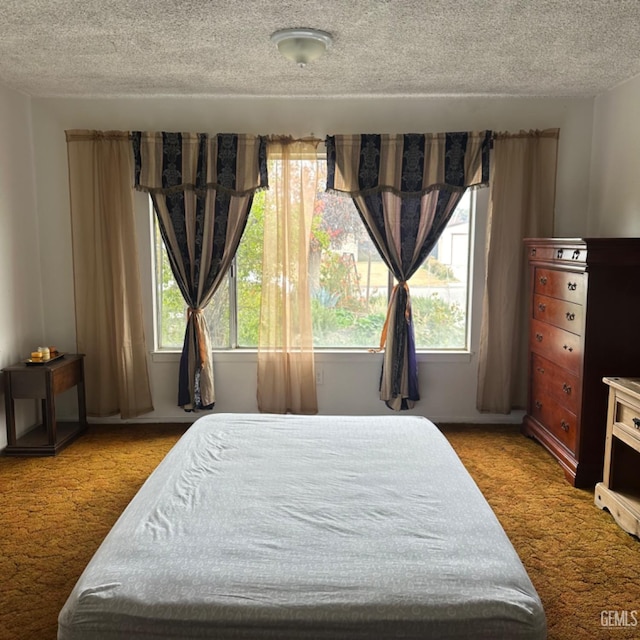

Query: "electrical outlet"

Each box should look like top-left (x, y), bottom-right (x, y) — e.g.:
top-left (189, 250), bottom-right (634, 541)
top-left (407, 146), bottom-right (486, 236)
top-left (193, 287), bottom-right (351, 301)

top-left (315, 367), bottom-right (324, 385)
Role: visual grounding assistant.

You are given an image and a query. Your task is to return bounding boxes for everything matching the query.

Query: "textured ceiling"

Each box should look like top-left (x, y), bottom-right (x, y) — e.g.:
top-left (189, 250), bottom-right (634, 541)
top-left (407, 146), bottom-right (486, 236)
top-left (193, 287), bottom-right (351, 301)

top-left (1, 0), bottom-right (639, 98)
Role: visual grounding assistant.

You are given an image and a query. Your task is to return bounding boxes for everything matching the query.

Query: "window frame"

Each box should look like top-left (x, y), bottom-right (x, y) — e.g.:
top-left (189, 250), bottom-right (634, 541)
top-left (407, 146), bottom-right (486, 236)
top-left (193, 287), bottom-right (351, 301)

top-left (148, 184), bottom-right (480, 356)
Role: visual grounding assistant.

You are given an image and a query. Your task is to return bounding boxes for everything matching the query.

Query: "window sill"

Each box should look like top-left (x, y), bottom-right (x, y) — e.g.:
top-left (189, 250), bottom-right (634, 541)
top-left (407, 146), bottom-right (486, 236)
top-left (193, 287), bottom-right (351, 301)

top-left (151, 350), bottom-right (473, 364)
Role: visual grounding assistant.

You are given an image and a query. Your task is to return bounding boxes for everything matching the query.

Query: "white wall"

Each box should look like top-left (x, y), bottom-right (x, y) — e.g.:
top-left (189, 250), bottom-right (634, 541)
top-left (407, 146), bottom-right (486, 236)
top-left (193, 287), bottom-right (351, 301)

top-left (0, 84), bottom-right (45, 447)
top-left (25, 94), bottom-right (595, 425)
top-left (588, 73), bottom-right (640, 236)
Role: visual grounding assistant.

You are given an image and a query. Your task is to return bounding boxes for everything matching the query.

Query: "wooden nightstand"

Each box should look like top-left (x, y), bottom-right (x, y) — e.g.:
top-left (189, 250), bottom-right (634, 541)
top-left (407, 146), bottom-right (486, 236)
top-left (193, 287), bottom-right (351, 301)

top-left (595, 377), bottom-right (640, 537)
top-left (2, 353), bottom-right (88, 456)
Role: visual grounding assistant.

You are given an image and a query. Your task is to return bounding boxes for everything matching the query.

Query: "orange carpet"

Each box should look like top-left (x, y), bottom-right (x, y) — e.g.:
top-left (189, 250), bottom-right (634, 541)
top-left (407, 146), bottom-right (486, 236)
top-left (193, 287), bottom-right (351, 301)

top-left (0, 422), bottom-right (638, 640)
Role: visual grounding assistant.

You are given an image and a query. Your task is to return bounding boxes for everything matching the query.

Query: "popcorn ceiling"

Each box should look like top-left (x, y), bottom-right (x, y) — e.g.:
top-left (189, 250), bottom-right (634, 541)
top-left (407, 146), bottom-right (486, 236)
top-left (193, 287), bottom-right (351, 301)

top-left (1, 0), bottom-right (639, 98)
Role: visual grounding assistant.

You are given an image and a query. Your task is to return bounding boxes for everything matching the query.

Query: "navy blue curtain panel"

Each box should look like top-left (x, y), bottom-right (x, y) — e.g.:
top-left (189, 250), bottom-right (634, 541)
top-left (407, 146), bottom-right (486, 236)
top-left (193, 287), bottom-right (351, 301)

top-left (326, 132), bottom-right (491, 410)
top-left (133, 132), bottom-right (267, 410)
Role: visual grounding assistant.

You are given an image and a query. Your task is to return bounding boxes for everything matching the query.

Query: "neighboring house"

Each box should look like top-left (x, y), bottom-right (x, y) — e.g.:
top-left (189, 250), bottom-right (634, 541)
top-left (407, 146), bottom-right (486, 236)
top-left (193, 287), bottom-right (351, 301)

top-left (435, 204), bottom-right (470, 281)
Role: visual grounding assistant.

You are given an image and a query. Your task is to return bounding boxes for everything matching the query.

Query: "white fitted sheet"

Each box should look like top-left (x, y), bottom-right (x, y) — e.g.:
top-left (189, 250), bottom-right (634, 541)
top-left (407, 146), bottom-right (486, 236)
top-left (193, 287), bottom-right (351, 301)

top-left (58, 414), bottom-right (546, 639)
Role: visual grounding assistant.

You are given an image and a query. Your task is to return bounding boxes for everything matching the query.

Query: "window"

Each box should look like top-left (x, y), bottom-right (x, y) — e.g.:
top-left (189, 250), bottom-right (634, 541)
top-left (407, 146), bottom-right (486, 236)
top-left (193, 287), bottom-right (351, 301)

top-left (153, 164), bottom-right (473, 352)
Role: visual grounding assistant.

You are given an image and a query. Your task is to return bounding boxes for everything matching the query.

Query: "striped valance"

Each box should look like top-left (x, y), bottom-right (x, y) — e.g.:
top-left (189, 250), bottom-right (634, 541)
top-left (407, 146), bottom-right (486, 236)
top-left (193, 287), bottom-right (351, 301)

top-left (326, 132), bottom-right (491, 197)
top-left (132, 132), bottom-right (268, 196)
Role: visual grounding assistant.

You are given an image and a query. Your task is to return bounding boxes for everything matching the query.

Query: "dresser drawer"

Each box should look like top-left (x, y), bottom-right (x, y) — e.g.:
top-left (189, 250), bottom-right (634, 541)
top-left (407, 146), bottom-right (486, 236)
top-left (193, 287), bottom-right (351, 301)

top-left (530, 392), bottom-right (578, 452)
top-left (533, 294), bottom-right (583, 334)
top-left (530, 319), bottom-right (582, 374)
top-left (531, 353), bottom-right (580, 415)
top-left (533, 267), bottom-right (585, 304)
top-left (528, 244), bottom-right (586, 264)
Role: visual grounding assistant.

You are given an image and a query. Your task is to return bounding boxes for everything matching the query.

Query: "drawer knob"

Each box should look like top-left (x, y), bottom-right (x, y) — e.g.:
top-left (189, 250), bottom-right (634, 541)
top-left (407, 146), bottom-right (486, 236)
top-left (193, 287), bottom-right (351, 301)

top-left (536, 366), bottom-right (545, 374)
top-left (539, 276), bottom-right (548, 285)
top-left (557, 249), bottom-right (564, 259)
top-left (565, 312), bottom-right (575, 321)
top-left (572, 250), bottom-right (581, 260)
top-left (561, 420), bottom-right (570, 432)
top-left (531, 248), bottom-right (537, 256)
top-left (562, 383), bottom-right (572, 395)
top-left (563, 344), bottom-right (574, 352)
top-left (633, 417), bottom-right (640, 429)
top-left (567, 282), bottom-right (577, 291)
top-left (535, 400), bottom-right (542, 409)
top-left (536, 333), bottom-right (543, 342)
top-left (538, 303), bottom-right (546, 312)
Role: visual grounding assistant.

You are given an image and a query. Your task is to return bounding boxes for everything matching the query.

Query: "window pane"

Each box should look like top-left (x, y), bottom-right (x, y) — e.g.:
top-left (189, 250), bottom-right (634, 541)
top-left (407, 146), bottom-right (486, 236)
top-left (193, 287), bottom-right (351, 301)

top-left (153, 177), bottom-right (473, 351)
top-left (203, 278), bottom-right (230, 348)
top-left (311, 185), bottom-right (386, 348)
top-left (311, 183), bottom-right (472, 350)
top-left (153, 216), bottom-right (230, 350)
top-left (407, 189), bottom-right (471, 349)
top-left (235, 190), bottom-right (265, 347)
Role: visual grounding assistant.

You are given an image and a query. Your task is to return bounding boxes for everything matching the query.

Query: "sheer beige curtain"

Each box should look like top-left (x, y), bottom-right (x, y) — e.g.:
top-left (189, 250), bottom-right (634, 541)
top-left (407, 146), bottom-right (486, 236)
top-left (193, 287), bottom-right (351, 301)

top-left (476, 129), bottom-right (559, 413)
top-left (257, 138), bottom-right (319, 414)
top-left (66, 130), bottom-right (153, 418)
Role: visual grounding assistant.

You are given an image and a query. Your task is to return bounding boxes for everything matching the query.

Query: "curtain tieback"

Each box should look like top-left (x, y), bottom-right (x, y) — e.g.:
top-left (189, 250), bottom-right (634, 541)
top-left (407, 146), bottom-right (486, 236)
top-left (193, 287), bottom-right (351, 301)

top-left (369, 282), bottom-right (410, 353)
top-left (187, 307), bottom-right (209, 367)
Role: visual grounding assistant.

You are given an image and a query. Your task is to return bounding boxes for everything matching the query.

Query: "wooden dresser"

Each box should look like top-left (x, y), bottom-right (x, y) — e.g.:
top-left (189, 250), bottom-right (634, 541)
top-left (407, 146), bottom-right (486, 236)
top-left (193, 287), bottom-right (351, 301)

top-left (522, 238), bottom-right (640, 488)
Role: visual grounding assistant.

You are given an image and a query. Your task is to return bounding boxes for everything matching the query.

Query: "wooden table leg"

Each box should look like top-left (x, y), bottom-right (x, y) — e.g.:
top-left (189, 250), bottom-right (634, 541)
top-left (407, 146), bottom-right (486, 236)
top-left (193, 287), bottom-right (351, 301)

top-left (4, 373), bottom-right (16, 447)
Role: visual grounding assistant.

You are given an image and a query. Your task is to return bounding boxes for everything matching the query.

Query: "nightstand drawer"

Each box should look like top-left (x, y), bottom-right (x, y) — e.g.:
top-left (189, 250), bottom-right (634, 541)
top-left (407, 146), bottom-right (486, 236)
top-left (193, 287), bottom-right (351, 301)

top-left (614, 401), bottom-right (640, 449)
top-left (533, 294), bottom-right (583, 335)
top-left (534, 267), bottom-right (585, 304)
top-left (531, 353), bottom-right (580, 415)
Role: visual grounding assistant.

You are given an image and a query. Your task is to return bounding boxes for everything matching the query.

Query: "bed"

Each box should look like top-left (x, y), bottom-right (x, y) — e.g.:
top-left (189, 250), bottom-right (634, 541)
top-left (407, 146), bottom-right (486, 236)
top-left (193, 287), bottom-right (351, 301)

top-left (58, 414), bottom-right (546, 639)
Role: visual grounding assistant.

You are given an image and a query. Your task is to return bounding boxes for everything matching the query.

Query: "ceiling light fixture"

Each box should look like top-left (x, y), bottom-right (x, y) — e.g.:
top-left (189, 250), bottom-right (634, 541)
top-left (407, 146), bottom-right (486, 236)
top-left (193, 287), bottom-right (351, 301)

top-left (270, 28), bottom-right (333, 68)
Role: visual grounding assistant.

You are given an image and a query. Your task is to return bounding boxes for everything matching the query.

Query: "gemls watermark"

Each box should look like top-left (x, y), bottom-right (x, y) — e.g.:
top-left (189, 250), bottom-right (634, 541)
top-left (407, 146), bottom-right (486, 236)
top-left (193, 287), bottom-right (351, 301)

top-left (600, 610), bottom-right (638, 627)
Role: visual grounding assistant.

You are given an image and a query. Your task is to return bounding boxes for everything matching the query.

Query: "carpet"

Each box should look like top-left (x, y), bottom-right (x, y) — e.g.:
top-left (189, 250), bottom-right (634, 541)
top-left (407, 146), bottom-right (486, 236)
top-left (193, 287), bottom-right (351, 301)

top-left (0, 421), bottom-right (638, 640)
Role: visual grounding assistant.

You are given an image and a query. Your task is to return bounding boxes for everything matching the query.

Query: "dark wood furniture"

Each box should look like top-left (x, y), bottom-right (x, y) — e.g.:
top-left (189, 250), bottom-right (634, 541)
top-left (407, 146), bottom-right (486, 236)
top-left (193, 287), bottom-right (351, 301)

top-left (2, 353), bottom-right (87, 456)
top-left (595, 377), bottom-right (640, 537)
top-left (522, 238), bottom-right (640, 488)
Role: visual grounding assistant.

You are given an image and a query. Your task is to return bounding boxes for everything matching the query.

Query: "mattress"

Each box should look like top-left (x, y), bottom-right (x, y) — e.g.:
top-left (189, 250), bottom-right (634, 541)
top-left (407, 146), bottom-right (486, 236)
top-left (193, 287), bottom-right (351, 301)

top-left (58, 414), bottom-right (546, 640)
